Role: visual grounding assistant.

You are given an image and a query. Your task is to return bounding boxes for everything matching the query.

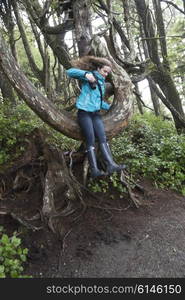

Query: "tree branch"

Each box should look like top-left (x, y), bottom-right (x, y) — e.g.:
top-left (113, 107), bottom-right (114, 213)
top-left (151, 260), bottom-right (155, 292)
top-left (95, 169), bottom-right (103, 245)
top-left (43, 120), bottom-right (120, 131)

top-left (160, 0), bottom-right (185, 15)
top-left (43, 21), bottom-right (74, 34)
top-left (12, 0), bottom-right (45, 86)
top-left (97, 0), bottom-right (130, 50)
top-left (149, 77), bottom-right (185, 127)
top-left (21, 0), bottom-right (71, 69)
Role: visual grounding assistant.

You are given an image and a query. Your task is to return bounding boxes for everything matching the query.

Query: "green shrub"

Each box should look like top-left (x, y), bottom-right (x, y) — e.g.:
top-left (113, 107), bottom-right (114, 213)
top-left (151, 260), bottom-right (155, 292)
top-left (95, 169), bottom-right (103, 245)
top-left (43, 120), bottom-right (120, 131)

top-left (111, 112), bottom-right (185, 195)
top-left (88, 173), bottom-right (127, 195)
top-left (0, 101), bottom-right (79, 167)
top-left (0, 102), bottom-right (42, 166)
top-left (0, 226), bottom-right (31, 278)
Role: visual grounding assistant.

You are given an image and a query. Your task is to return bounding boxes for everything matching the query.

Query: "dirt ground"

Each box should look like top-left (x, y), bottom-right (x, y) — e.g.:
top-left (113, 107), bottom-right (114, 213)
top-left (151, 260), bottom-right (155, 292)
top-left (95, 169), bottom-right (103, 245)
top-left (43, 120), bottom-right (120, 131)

top-left (1, 178), bottom-right (185, 279)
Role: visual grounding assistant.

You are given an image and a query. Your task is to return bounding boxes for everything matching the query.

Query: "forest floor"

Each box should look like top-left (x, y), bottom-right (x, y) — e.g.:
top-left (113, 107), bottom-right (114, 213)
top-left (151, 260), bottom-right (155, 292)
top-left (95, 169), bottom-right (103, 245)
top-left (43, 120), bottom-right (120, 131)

top-left (0, 130), bottom-right (185, 279)
top-left (1, 178), bottom-right (185, 279)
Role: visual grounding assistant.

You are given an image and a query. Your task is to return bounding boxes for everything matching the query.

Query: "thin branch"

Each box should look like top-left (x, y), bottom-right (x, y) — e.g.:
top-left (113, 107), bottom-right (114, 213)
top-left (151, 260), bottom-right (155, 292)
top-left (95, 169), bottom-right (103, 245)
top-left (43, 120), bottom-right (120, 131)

top-left (160, 0), bottom-right (185, 15)
top-left (93, 1), bottom-right (122, 15)
top-left (133, 89), bottom-right (154, 112)
top-left (149, 77), bottom-right (185, 126)
top-left (141, 35), bottom-right (185, 40)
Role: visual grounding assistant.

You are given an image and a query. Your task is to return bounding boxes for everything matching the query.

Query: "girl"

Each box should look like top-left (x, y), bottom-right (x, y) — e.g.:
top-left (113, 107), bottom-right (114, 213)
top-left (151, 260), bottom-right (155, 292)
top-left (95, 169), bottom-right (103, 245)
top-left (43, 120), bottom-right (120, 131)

top-left (66, 56), bottom-right (125, 177)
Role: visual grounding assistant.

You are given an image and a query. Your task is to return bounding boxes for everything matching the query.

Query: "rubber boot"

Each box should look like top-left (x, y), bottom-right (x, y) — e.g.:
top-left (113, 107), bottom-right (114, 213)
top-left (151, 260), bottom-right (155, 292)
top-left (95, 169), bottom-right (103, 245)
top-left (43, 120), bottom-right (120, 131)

top-left (100, 142), bottom-right (126, 175)
top-left (87, 146), bottom-right (105, 178)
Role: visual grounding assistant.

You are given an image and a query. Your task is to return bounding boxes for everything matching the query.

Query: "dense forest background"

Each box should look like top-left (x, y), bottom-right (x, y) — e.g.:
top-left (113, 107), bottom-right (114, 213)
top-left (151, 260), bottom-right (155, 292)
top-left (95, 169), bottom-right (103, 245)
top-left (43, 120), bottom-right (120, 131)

top-left (0, 0), bottom-right (185, 278)
top-left (0, 0), bottom-right (185, 130)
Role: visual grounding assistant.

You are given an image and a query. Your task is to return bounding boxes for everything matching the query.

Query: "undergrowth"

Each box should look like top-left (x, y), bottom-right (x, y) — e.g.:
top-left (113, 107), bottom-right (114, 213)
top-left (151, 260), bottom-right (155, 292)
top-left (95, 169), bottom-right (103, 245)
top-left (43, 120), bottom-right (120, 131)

top-left (111, 113), bottom-right (185, 195)
top-left (0, 102), bottom-right (79, 169)
top-left (0, 102), bottom-right (185, 195)
top-left (0, 226), bottom-right (31, 278)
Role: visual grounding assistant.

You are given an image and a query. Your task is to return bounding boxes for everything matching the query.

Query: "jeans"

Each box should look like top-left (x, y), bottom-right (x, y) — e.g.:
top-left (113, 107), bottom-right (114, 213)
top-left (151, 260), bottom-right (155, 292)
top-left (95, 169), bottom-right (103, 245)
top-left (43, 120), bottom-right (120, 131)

top-left (77, 110), bottom-right (107, 149)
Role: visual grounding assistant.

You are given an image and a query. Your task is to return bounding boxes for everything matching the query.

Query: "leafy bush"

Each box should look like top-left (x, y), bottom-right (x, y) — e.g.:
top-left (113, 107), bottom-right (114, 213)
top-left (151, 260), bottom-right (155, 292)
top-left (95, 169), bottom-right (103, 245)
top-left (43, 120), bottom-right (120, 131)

top-left (0, 101), bottom-right (79, 167)
top-left (111, 112), bottom-right (185, 195)
top-left (88, 173), bottom-right (127, 195)
top-left (0, 102), bottom-right (42, 165)
top-left (0, 226), bottom-right (31, 278)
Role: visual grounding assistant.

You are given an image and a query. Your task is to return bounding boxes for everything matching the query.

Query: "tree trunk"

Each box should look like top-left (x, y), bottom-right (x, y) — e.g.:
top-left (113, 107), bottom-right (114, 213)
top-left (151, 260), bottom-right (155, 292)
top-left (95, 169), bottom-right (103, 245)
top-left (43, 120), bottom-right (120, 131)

top-left (0, 71), bottom-right (16, 105)
top-left (134, 83), bottom-right (144, 114)
top-left (154, 69), bottom-right (185, 130)
top-left (21, 0), bottom-right (72, 69)
top-left (134, 0), bottom-right (185, 132)
top-left (147, 77), bottom-right (160, 116)
top-left (12, 0), bottom-right (46, 87)
top-left (73, 0), bottom-right (93, 56)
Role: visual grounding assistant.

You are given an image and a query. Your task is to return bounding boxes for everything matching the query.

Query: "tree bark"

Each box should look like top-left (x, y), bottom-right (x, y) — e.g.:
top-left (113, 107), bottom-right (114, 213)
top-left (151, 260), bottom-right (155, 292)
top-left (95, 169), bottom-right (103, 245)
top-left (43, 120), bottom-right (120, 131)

top-left (0, 71), bottom-right (16, 104)
top-left (73, 0), bottom-right (93, 56)
top-left (147, 77), bottom-right (160, 116)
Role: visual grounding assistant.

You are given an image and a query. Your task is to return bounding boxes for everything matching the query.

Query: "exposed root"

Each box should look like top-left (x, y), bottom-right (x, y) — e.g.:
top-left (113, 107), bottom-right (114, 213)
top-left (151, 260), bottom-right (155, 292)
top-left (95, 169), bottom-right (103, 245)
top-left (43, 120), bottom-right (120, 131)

top-left (120, 170), bottom-right (142, 208)
top-left (82, 156), bottom-right (89, 186)
top-left (0, 129), bottom-right (147, 244)
top-left (58, 227), bottom-right (74, 272)
top-left (10, 212), bottom-right (43, 231)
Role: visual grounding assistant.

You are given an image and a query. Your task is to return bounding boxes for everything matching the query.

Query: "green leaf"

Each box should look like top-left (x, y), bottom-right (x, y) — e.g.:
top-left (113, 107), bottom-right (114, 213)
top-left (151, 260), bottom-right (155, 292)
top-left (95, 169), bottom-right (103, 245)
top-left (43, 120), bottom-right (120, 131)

top-left (1, 234), bottom-right (9, 245)
top-left (11, 236), bottom-right (21, 247)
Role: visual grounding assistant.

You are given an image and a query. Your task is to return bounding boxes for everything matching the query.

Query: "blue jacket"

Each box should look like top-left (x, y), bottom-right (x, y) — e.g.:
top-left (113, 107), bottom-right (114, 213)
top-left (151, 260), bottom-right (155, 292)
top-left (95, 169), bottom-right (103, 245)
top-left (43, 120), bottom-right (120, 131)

top-left (66, 68), bottom-right (110, 112)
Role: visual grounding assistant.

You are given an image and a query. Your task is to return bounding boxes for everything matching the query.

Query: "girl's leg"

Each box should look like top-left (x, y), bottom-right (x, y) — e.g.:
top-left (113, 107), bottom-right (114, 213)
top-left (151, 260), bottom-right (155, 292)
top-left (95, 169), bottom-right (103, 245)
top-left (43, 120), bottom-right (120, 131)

top-left (77, 110), bottom-right (104, 177)
top-left (92, 113), bottom-right (107, 144)
top-left (92, 112), bottom-right (126, 174)
top-left (77, 110), bottom-right (95, 148)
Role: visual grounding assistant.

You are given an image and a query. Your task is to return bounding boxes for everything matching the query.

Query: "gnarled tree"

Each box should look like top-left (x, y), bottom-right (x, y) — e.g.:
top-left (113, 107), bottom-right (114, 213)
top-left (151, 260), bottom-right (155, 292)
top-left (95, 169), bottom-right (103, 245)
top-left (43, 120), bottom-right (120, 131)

top-left (0, 0), bottom-right (134, 233)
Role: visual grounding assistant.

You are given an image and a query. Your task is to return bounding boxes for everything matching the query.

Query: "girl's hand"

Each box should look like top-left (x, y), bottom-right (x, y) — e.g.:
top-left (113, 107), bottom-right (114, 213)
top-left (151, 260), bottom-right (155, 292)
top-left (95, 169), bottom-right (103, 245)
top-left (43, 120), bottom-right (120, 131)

top-left (85, 73), bottom-right (96, 83)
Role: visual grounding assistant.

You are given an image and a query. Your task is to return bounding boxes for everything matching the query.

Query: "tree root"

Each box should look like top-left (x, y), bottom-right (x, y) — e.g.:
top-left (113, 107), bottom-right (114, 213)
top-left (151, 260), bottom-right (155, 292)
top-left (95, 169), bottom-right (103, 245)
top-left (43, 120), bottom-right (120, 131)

top-left (10, 212), bottom-right (43, 231)
top-left (0, 129), bottom-right (147, 241)
top-left (120, 170), bottom-right (143, 208)
top-left (0, 130), bottom-right (88, 238)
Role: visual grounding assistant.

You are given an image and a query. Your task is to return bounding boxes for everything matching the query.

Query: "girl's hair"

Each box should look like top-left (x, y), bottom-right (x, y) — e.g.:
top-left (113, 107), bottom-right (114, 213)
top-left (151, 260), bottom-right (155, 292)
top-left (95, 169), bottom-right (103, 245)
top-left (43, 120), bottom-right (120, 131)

top-left (70, 55), bottom-right (112, 71)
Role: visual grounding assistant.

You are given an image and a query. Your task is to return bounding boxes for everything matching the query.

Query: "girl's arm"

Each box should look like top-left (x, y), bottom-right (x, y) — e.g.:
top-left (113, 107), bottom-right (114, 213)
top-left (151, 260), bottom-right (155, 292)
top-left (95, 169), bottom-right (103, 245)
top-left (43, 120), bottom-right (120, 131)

top-left (101, 101), bottom-right (111, 110)
top-left (66, 68), bottom-right (91, 81)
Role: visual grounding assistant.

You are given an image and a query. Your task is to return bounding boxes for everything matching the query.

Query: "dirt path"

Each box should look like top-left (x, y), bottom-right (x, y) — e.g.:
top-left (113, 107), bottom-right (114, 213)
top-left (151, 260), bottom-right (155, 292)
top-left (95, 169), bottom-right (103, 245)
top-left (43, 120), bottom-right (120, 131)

top-left (14, 180), bottom-right (185, 278)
